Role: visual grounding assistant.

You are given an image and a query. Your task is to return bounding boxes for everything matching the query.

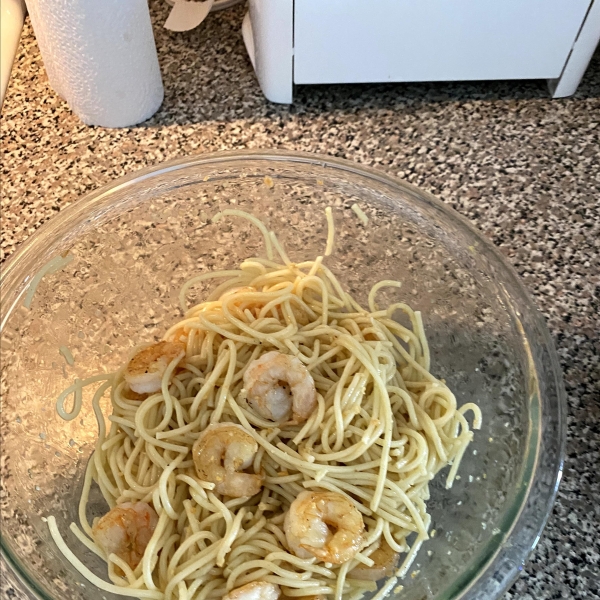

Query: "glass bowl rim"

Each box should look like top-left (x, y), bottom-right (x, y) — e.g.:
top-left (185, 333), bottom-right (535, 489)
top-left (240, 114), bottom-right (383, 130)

top-left (0, 149), bottom-right (566, 600)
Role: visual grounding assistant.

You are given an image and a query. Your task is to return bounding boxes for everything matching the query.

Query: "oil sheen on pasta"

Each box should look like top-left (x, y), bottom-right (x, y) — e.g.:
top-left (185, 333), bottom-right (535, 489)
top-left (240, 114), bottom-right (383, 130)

top-left (49, 209), bottom-right (482, 600)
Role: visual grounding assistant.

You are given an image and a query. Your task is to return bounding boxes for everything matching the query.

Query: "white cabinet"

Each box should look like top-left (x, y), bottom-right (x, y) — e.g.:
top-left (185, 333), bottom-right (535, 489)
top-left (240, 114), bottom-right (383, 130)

top-left (243, 0), bottom-right (600, 103)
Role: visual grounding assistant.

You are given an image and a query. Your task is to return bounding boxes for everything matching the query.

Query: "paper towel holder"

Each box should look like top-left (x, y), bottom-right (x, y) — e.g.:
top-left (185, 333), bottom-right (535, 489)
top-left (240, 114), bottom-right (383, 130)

top-left (25, 0), bottom-right (165, 128)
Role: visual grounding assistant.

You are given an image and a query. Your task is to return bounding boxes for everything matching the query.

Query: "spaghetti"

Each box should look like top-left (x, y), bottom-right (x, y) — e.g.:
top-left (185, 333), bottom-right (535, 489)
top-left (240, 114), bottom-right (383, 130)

top-left (23, 252), bottom-right (73, 309)
top-left (49, 209), bottom-right (481, 600)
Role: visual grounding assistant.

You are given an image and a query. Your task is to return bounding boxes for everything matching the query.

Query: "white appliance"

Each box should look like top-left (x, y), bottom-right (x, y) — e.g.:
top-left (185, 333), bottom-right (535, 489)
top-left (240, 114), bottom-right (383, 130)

top-left (242, 0), bottom-right (600, 103)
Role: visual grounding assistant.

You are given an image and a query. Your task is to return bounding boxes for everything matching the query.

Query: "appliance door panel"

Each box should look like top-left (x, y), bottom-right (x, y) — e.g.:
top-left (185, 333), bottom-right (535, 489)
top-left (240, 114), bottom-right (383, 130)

top-left (293, 0), bottom-right (591, 84)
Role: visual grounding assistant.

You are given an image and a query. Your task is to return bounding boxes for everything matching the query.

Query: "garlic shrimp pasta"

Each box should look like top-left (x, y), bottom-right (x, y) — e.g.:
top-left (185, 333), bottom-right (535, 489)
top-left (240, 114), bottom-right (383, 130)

top-left (49, 208), bottom-right (482, 600)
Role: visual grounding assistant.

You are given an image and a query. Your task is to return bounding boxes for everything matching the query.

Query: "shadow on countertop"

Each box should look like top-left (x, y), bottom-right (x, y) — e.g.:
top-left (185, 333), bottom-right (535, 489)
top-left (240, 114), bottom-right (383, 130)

top-left (143, 0), bottom-right (600, 128)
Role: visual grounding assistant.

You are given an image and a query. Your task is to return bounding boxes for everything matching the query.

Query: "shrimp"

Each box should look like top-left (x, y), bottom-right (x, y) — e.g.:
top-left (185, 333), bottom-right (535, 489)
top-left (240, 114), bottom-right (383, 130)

top-left (122, 387), bottom-right (148, 402)
top-left (124, 341), bottom-right (185, 394)
top-left (193, 423), bottom-right (263, 497)
top-left (223, 582), bottom-right (280, 600)
top-left (243, 351), bottom-right (317, 423)
top-left (91, 501), bottom-right (158, 569)
top-left (284, 490), bottom-right (364, 564)
top-left (349, 540), bottom-right (399, 581)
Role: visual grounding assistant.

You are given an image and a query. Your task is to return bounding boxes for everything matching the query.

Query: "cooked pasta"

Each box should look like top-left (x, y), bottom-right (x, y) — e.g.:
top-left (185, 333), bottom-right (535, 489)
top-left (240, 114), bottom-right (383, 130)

top-left (49, 209), bottom-right (481, 600)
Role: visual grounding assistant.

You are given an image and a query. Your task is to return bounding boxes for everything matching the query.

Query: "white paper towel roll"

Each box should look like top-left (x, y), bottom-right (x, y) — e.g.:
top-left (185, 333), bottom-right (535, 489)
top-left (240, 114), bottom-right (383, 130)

top-left (26, 0), bottom-right (164, 128)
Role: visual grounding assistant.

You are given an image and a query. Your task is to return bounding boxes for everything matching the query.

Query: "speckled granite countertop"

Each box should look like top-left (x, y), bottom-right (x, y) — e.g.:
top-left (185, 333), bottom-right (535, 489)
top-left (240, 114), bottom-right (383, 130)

top-left (1, 1), bottom-right (599, 598)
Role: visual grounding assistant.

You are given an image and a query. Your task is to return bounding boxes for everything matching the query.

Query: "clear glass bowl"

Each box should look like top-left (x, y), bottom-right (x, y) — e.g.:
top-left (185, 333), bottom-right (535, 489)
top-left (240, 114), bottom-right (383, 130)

top-left (0, 151), bottom-right (565, 600)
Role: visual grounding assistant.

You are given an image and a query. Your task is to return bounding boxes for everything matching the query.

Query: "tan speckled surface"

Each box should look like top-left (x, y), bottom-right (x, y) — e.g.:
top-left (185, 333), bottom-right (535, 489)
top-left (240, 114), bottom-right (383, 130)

top-left (1, 1), bottom-right (599, 599)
